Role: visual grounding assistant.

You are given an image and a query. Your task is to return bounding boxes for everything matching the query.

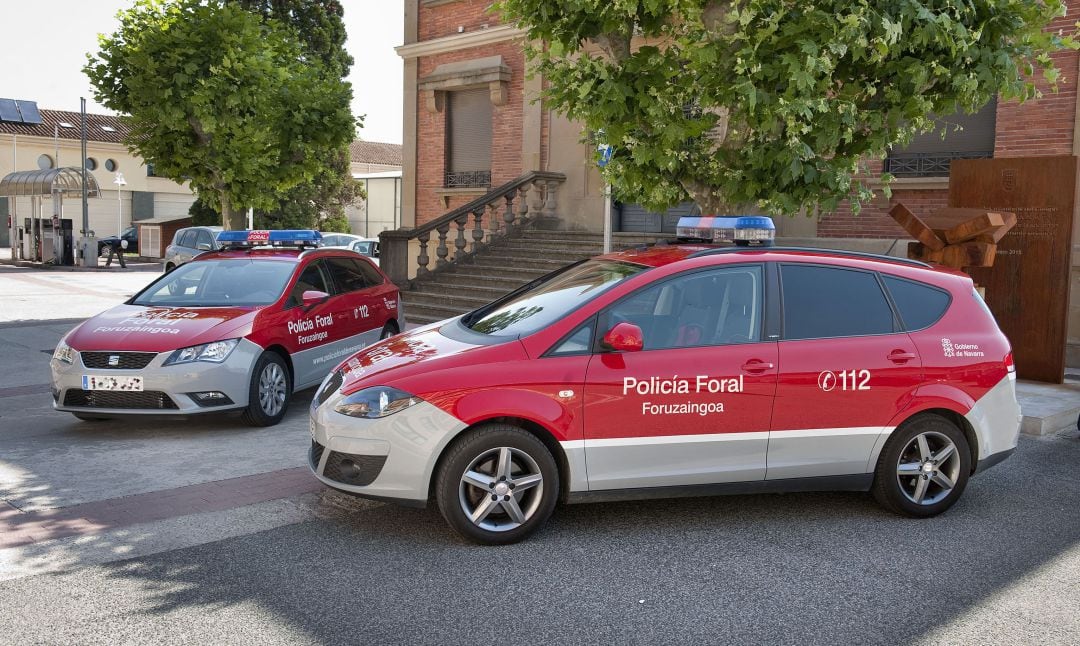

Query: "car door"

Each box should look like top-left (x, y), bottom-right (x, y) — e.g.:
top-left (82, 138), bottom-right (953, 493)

top-left (582, 264), bottom-right (778, 490)
top-left (325, 256), bottom-right (389, 341)
top-left (767, 263), bottom-right (923, 480)
top-left (278, 258), bottom-right (355, 388)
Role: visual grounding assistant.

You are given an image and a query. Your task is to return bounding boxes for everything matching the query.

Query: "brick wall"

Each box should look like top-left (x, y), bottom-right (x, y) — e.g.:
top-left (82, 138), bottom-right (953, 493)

top-left (415, 41), bottom-right (525, 227)
top-left (419, 0), bottom-right (501, 42)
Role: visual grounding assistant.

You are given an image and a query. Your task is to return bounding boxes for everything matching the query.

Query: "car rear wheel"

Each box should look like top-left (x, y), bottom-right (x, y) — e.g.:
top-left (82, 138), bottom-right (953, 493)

top-left (241, 351), bottom-right (291, 427)
top-left (379, 322), bottom-right (398, 340)
top-left (872, 413), bottom-right (971, 517)
top-left (435, 424), bottom-right (559, 545)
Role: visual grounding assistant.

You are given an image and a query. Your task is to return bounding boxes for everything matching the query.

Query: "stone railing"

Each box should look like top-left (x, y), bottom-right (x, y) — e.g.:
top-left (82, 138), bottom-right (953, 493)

top-left (379, 171), bottom-right (566, 287)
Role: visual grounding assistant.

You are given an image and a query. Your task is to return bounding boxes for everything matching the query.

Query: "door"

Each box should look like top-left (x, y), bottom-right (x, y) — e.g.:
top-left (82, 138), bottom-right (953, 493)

top-left (583, 265), bottom-right (778, 490)
top-left (767, 263), bottom-right (924, 480)
top-left (325, 256), bottom-right (386, 340)
top-left (278, 259), bottom-right (354, 388)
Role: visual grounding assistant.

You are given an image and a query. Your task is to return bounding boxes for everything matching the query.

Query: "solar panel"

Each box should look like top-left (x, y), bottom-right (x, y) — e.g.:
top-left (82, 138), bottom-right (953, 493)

top-left (0, 99), bottom-right (20, 123)
top-left (16, 100), bottom-right (41, 124)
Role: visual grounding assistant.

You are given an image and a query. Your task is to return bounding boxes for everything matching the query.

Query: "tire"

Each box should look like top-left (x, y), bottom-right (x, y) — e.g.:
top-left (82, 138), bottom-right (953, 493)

top-left (435, 424), bottom-right (559, 545)
top-left (73, 413), bottom-right (110, 422)
top-left (241, 351), bottom-right (291, 427)
top-left (379, 321), bottom-right (399, 340)
top-left (872, 413), bottom-right (972, 517)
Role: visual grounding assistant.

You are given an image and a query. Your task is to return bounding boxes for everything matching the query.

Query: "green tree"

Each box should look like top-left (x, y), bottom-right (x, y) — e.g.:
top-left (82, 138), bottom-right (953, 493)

top-left (232, 0), bottom-right (364, 230)
top-left (496, 0), bottom-right (1074, 216)
top-left (85, 0), bottom-right (356, 229)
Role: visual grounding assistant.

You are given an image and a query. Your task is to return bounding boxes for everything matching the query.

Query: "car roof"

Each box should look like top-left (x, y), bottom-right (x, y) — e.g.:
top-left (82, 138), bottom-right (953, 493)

top-left (600, 245), bottom-right (969, 280)
top-left (192, 247), bottom-right (360, 263)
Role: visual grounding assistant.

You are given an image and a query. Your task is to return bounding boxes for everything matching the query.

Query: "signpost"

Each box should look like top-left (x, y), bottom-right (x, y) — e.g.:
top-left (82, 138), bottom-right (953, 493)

top-left (597, 138), bottom-right (614, 253)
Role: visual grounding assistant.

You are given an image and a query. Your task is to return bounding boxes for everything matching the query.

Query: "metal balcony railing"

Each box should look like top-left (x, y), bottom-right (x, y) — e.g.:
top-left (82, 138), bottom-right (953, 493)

top-left (884, 151), bottom-right (993, 178)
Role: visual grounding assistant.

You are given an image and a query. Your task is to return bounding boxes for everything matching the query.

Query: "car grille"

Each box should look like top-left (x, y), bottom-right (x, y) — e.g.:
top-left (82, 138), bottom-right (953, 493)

top-left (310, 439), bottom-right (326, 469)
top-left (322, 450), bottom-right (386, 487)
top-left (81, 352), bottom-right (157, 370)
top-left (63, 390), bottom-right (178, 410)
top-left (315, 370), bottom-right (344, 406)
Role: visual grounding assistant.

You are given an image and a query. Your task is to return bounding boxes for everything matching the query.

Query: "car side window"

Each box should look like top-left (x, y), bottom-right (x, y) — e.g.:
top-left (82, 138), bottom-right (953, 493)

top-left (548, 318), bottom-right (595, 356)
top-left (194, 230), bottom-right (214, 250)
top-left (352, 258), bottom-right (384, 287)
top-left (178, 230), bottom-right (196, 248)
top-left (288, 260), bottom-right (332, 307)
top-left (780, 264), bottom-right (896, 340)
top-left (881, 275), bottom-right (951, 331)
top-left (322, 235), bottom-right (340, 247)
top-left (600, 265), bottom-right (763, 351)
top-left (326, 257), bottom-right (370, 294)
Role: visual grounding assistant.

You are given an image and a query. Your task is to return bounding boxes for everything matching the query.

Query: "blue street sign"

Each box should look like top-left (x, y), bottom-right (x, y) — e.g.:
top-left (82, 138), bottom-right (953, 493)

top-left (597, 143), bottom-right (614, 168)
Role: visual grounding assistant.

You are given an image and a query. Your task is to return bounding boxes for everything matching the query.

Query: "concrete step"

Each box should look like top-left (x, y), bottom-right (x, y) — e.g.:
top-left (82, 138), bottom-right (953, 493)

top-left (425, 272), bottom-right (529, 292)
top-left (497, 238), bottom-right (606, 250)
top-left (1016, 380), bottom-right (1080, 436)
top-left (469, 255), bottom-right (578, 270)
top-left (441, 264), bottom-right (553, 282)
top-left (403, 290), bottom-right (492, 310)
top-left (412, 282), bottom-right (508, 302)
top-left (401, 300), bottom-right (470, 324)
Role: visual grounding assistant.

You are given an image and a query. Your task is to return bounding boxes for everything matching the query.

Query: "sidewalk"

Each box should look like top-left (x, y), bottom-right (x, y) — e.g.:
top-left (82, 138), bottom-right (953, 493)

top-left (0, 247), bottom-right (162, 272)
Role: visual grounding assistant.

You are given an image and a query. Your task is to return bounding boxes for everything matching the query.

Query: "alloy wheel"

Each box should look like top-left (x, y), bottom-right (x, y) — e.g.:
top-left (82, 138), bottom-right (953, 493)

top-left (895, 431), bottom-right (962, 505)
top-left (258, 363), bottom-right (288, 416)
top-left (458, 446), bottom-right (544, 532)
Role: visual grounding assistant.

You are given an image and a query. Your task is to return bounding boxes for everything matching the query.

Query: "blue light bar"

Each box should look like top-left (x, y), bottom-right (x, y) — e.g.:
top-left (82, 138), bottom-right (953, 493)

top-left (216, 229), bottom-right (323, 248)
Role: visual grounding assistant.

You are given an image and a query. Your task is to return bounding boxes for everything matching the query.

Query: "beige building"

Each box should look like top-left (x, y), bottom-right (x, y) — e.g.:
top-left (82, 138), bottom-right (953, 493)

top-left (0, 103), bottom-right (195, 254)
top-left (346, 140), bottom-right (403, 238)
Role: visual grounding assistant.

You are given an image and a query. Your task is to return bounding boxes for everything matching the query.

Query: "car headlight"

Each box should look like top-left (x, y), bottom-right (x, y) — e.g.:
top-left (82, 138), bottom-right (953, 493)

top-left (334, 386), bottom-right (422, 419)
top-left (164, 339), bottom-right (240, 366)
top-left (52, 340), bottom-right (75, 365)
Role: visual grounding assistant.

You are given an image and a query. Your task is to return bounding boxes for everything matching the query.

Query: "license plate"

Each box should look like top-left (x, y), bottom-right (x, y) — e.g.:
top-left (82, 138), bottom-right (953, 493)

top-left (82, 375), bottom-right (144, 391)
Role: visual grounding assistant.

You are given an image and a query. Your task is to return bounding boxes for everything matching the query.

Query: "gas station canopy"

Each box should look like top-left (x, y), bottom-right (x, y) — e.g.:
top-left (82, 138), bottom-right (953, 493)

top-left (0, 167), bottom-right (100, 197)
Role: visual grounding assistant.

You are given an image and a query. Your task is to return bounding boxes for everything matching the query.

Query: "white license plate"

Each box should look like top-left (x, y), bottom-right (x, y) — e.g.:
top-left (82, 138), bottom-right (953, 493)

top-left (82, 375), bottom-right (144, 391)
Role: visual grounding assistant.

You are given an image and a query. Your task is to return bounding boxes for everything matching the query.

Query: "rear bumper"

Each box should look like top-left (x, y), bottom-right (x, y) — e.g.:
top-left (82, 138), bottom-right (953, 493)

top-left (974, 447), bottom-right (1015, 475)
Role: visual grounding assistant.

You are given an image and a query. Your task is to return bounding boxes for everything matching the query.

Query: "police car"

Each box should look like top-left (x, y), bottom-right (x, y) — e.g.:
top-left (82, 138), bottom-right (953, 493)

top-left (309, 245), bottom-right (1020, 544)
top-left (51, 230), bottom-right (403, 426)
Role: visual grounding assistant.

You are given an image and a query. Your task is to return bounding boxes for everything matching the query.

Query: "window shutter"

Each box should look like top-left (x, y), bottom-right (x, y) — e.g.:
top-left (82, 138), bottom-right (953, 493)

top-left (446, 88), bottom-right (492, 187)
top-left (901, 99), bottom-right (997, 154)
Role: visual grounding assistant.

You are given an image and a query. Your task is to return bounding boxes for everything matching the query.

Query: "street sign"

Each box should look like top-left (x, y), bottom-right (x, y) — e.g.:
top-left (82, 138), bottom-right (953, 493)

top-left (597, 143), bottom-right (614, 168)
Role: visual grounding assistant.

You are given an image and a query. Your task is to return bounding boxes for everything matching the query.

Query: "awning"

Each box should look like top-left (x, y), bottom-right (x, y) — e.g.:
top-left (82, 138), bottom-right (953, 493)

top-left (0, 167), bottom-right (101, 197)
top-left (134, 214), bottom-right (192, 225)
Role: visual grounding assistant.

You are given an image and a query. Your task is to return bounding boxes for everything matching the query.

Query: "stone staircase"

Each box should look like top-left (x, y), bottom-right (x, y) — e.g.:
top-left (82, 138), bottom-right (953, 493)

top-left (402, 229), bottom-right (667, 326)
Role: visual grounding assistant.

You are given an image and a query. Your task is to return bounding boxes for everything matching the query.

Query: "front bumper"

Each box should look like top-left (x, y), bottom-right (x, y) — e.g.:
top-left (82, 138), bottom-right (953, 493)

top-left (308, 379), bottom-right (466, 504)
top-left (50, 339), bottom-right (264, 416)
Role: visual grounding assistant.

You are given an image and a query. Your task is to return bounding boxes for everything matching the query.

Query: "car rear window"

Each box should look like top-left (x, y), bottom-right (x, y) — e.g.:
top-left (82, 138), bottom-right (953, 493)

top-left (463, 260), bottom-right (648, 337)
top-left (882, 275), bottom-right (951, 331)
top-left (781, 264), bottom-right (896, 340)
top-left (132, 259), bottom-right (295, 307)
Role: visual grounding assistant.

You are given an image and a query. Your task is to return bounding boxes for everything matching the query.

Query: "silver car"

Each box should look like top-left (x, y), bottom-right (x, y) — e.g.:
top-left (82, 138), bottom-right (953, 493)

top-left (164, 226), bottom-right (223, 271)
top-left (321, 233), bottom-right (380, 266)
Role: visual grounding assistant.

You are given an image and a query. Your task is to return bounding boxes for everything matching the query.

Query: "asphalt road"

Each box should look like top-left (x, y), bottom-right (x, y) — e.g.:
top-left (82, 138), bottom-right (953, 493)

top-left (0, 294), bottom-right (1077, 643)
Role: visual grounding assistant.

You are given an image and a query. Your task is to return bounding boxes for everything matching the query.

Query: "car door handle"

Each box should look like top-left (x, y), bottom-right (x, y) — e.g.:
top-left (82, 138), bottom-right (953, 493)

top-left (888, 350), bottom-right (917, 363)
top-left (741, 359), bottom-right (775, 373)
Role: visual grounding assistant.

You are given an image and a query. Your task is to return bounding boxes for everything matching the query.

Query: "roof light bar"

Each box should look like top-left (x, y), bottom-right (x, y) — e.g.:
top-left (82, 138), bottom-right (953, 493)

top-left (676, 215), bottom-right (776, 246)
top-left (216, 229), bottom-right (323, 249)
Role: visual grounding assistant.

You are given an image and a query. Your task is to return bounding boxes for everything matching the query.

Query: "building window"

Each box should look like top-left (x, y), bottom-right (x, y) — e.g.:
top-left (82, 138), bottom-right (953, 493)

top-left (444, 88), bottom-right (492, 189)
top-left (85, 158), bottom-right (98, 171)
top-left (884, 99), bottom-right (996, 178)
top-left (37, 154), bottom-right (53, 170)
top-left (105, 159), bottom-right (118, 172)
top-left (146, 163), bottom-right (156, 177)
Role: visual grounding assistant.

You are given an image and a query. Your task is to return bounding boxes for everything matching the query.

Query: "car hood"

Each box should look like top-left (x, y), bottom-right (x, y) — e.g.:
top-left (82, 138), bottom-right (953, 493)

top-left (67, 305), bottom-right (259, 352)
top-left (337, 322), bottom-right (501, 395)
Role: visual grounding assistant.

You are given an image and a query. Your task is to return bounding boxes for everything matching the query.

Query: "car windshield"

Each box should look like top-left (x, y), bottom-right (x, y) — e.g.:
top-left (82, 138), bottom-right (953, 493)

top-left (352, 241), bottom-right (374, 256)
top-left (463, 259), bottom-right (648, 337)
top-left (132, 259), bottom-right (296, 307)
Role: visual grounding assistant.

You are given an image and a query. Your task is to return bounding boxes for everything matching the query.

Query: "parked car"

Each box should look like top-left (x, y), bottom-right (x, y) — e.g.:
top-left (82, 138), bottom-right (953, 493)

top-left (163, 226), bottom-right (223, 271)
top-left (322, 233), bottom-right (380, 266)
top-left (51, 230), bottom-right (403, 427)
top-left (97, 227), bottom-right (139, 256)
top-left (309, 246), bottom-right (1020, 544)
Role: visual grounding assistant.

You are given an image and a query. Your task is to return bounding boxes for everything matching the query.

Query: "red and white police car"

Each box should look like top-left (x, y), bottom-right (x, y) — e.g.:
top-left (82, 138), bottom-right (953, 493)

top-left (309, 245), bottom-right (1020, 544)
top-left (51, 230), bottom-right (403, 426)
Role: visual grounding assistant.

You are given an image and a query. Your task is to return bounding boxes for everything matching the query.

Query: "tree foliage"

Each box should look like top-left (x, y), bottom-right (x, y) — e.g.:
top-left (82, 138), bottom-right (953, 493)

top-left (231, 0), bottom-right (363, 229)
top-left (496, 0), bottom-right (1074, 215)
top-left (85, 0), bottom-right (356, 229)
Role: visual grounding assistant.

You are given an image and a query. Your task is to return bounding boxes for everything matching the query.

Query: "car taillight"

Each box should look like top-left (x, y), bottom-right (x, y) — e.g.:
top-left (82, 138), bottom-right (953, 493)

top-left (1004, 352), bottom-right (1015, 376)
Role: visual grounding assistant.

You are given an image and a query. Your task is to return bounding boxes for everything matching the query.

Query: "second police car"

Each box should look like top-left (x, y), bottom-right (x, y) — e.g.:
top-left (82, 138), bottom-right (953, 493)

top-left (51, 230), bottom-right (403, 426)
top-left (310, 245), bottom-right (1020, 544)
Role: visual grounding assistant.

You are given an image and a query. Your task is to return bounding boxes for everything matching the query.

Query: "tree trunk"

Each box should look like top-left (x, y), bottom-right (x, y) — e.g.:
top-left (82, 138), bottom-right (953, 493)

top-left (219, 192), bottom-right (246, 230)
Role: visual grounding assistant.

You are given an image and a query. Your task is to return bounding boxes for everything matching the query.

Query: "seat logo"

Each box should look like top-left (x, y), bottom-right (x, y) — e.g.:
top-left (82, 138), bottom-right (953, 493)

top-left (108, 355), bottom-right (120, 367)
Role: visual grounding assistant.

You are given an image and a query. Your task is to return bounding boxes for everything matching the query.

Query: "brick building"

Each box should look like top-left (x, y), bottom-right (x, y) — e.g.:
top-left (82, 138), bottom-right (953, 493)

top-left (397, 0), bottom-right (1080, 360)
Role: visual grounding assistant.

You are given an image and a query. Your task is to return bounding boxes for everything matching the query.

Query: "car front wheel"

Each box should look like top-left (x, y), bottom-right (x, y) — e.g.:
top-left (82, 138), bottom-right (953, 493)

top-left (241, 351), bottom-right (291, 427)
top-left (435, 424), bottom-right (559, 545)
top-left (872, 413), bottom-right (972, 517)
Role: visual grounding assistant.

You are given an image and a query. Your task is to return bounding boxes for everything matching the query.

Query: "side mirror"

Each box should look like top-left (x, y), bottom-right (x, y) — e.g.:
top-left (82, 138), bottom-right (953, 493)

top-left (602, 322), bottom-right (644, 352)
top-left (196, 242), bottom-right (212, 251)
top-left (301, 290), bottom-right (330, 309)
